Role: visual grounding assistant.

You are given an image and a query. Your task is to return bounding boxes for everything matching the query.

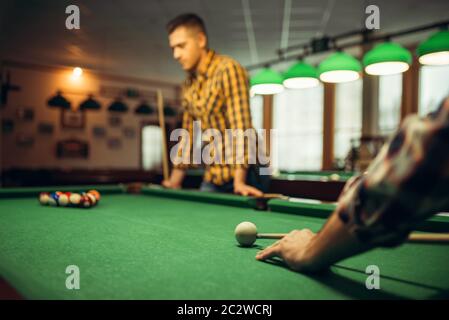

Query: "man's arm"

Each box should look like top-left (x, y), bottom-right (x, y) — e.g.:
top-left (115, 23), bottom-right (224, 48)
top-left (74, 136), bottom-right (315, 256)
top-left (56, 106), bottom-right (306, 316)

top-left (222, 60), bottom-right (262, 196)
top-left (256, 211), bottom-right (372, 272)
top-left (162, 110), bottom-right (193, 189)
top-left (162, 168), bottom-right (186, 189)
top-left (256, 97), bottom-right (449, 272)
top-left (233, 167), bottom-right (263, 196)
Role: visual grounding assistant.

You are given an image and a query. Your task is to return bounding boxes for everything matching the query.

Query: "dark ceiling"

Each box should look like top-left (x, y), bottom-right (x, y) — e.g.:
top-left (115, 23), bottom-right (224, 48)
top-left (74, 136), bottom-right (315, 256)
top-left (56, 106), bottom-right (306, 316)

top-left (1, 0), bottom-right (448, 83)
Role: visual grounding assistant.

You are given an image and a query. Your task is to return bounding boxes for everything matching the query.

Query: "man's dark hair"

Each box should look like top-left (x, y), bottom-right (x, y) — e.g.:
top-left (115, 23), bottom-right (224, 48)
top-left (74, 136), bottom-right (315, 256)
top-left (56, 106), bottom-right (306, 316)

top-left (166, 13), bottom-right (207, 36)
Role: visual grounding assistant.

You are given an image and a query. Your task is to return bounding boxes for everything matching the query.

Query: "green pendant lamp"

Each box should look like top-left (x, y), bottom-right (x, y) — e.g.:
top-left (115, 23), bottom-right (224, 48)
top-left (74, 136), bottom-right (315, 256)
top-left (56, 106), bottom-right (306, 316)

top-left (363, 42), bottom-right (412, 75)
top-left (318, 52), bottom-right (362, 83)
top-left (250, 68), bottom-right (284, 95)
top-left (417, 30), bottom-right (449, 66)
top-left (283, 61), bottom-right (319, 89)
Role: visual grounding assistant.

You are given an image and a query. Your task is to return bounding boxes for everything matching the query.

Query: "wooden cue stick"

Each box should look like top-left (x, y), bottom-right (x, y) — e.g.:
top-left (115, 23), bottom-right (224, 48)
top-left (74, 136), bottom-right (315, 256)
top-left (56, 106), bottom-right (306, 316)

top-left (408, 233), bottom-right (449, 243)
top-left (257, 233), bottom-right (449, 243)
top-left (157, 89), bottom-right (170, 181)
top-left (257, 233), bottom-right (286, 239)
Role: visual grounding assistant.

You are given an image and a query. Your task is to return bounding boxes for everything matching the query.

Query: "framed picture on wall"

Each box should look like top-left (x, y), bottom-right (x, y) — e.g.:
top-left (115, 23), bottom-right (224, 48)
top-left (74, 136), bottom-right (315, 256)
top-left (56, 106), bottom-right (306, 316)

top-left (56, 139), bottom-right (89, 158)
top-left (123, 127), bottom-right (136, 139)
top-left (2, 119), bottom-right (14, 134)
top-left (108, 115), bottom-right (122, 127)
top-left (16, 107), bottom-right (35, 122)
top-left (107, 137), bottom-right (122, 149)
top-left (16, 133), bottom-right (35, 148)
top-left (61, 109), bottom-right (85, 129)
top-left (92, 126), bottom-right (106, 138)
top-left (38, 122), bottom-right (54, 135)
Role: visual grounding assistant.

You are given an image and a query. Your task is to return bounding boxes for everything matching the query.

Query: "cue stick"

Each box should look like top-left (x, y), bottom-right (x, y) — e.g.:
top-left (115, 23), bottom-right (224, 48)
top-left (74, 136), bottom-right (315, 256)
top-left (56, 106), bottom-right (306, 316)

top-left (157, 89), bottom-right (170, 181)
top-left (407, 233), bottom-right (449, 243)
top-left (256, 233), bottom-right (449, 243)
top-left (257, 233), bottom-right (287, 239)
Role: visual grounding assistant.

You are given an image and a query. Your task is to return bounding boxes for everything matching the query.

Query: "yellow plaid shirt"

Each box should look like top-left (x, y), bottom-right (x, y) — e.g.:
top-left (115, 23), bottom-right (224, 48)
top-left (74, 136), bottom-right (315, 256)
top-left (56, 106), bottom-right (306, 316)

top-left (174, 50), bottom-right (255, 185)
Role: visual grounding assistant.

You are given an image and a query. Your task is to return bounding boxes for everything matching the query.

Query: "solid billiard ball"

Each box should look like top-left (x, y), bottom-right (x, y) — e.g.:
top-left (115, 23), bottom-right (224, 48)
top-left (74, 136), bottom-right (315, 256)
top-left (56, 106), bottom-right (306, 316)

top-left (235, 221), bottom-right (257, 247)
top-left (88, 190), bottom-right (101, 202)
top-left (58, 193), bottom-right (70, 206)
top-left (39, 192), bottom-right (50, 205)
top-left (69, 193), bottom-right (82, 206)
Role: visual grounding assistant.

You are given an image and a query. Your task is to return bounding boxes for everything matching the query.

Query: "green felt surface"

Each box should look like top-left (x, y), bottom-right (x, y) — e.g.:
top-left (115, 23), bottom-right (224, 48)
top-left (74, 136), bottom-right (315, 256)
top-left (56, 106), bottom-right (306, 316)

top-left (1, 187), bottom-right (449, 299)
top-left (185, 169), bottom-right (356, 182)
top-left (142, 185), bottom-right (258, 209)
top-left (268, 198), bottom-right (449, 233)
top-left (268, 198), bottom-right (337, 218)
top-left (275, 170), bottom-right (355, 182)
top-left (0, 185), bottom-right (124, 199)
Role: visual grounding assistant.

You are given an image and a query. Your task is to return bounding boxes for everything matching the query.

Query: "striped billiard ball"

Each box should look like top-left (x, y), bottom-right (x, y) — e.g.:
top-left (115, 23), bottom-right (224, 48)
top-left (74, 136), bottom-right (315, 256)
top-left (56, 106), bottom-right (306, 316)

top-left (79, 194), bottom-right (92, 208)
top-left (87, 190), bottom-right (101, 202)
top-left (48, 193), bottom-right (59, 206)
top-left (85, 193), bottom-right (97, 206)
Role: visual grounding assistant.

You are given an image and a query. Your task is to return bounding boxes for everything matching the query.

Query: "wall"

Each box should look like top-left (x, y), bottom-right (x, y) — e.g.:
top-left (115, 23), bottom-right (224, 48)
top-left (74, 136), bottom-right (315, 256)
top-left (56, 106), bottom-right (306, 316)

top-left (0, 61), bottom-right (180, 170)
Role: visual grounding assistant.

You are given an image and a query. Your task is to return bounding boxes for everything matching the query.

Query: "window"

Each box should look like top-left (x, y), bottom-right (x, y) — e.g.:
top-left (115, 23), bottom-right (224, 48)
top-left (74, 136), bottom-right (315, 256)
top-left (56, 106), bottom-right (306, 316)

top-left (379, 74), bottom-right (402, 135)
top-left (250, 95), bottom-right (263, 130)
top-left (272, 85), bottom-right (324, 172)
top-left (419, 65), bottom-right (449, 116)
top-left (334, 79), bottom-right (363, 163)
top-left (142, 125), bottom-right (162, 170)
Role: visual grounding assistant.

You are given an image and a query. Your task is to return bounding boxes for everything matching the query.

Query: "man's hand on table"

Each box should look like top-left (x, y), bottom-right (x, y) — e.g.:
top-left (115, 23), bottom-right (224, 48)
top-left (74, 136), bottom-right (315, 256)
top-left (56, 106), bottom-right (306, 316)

top-left (161, 180), bottom-right (181, 189)
top-left (162, 168), bottom-right (185, 189)
top-left (233, 182), bottom-right (263, 197)
top-left (255, 229), bottom-right (318, 272)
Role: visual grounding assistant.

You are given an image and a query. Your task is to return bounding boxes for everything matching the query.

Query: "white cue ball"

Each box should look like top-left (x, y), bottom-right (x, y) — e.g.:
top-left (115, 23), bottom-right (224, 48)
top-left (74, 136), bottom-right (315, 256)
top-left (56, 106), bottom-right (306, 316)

top-left (330, 173), bottom-right (340, 181)
top-left (235, 221), bottom-right (257, 247)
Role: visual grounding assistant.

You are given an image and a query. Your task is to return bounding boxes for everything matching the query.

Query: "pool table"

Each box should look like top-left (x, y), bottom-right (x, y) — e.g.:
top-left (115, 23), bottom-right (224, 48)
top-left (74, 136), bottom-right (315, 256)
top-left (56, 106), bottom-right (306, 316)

top-left (276, 170), bottom-right (355, 182)
top-left (1, 184), bottom-right (448, 300)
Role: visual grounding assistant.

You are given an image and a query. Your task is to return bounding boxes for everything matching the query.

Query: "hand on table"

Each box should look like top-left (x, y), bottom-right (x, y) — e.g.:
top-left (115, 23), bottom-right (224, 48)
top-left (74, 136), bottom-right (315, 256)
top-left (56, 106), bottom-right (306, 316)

top-left (256, 229), bottom-right (317, 272)
top-left (162, 180), bottom-right (181, 189)
top-left (233, 182), bottom-right (263, 197)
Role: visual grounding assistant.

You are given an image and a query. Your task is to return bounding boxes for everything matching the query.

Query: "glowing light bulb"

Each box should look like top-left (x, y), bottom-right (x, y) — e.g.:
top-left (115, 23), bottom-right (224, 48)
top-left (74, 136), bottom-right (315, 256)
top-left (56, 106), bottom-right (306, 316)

top-left (72, 67), bottom-right (83, 78)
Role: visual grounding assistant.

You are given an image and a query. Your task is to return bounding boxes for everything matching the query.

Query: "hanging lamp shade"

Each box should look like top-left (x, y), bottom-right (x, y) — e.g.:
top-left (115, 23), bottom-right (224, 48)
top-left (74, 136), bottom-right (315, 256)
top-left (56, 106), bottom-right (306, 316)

top-left (47, 91), bottom-right (71, 109)
top-left (108, 99), bottom-right (128, 112)
top-left (417, 30), bottom-right (449, 66)
top-left (250, 68), bottom-right (284, 95)
top-left (135, 101), bottom-right (154, 115)
top-left (283, 61), bottom-right (319, 89)
top-left (318, 52), bottom-right (362, 83)
top-left (79, 95), bottom-right (101, 110)
top-left (363, 42), bottom-right (412, 75)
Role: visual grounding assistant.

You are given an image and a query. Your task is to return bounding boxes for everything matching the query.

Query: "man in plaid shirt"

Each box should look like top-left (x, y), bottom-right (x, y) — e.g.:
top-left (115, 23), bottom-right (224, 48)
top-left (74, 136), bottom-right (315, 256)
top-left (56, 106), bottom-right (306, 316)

top-left (163, 13), bottom-right (268, 196)
top-left (257, 97), bottom-right (449, 272)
